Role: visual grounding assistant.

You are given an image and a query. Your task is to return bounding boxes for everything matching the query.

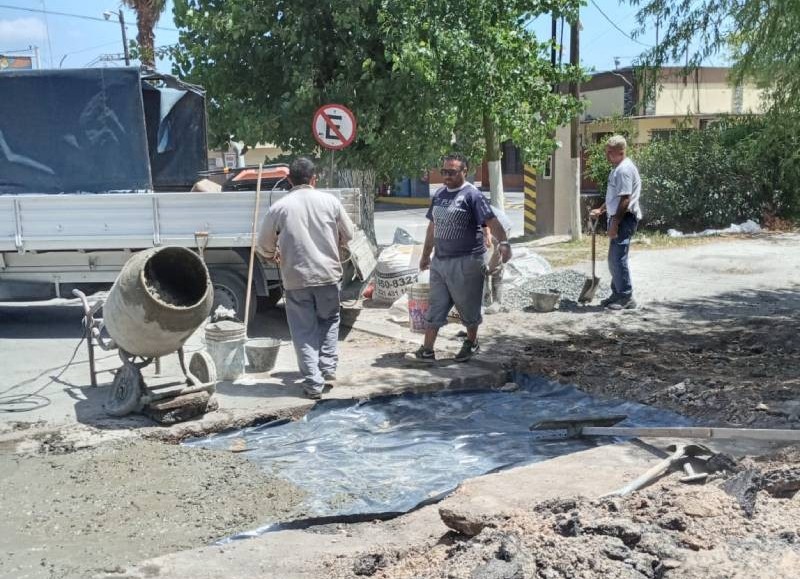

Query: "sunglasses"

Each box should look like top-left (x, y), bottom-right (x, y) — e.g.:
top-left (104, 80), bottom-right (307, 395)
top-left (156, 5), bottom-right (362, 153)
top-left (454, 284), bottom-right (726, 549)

top-left (440, 168), bottom-right (463, 177)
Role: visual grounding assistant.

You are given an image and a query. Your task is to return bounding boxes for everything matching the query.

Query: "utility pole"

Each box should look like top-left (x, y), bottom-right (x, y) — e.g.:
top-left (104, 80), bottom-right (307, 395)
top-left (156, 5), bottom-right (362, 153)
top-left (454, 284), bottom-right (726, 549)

top-left (119, 11), bottom-right (130, 66)
top-left (568, 14), bottom-right (582, 241)
top-left (31, 45), bottom-right (41, 70)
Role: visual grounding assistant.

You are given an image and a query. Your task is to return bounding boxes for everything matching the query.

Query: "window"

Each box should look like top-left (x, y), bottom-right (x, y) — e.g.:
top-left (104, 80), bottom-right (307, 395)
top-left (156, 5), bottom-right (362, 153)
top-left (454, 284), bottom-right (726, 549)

top-left (542, 156), bottom-right (553, 179)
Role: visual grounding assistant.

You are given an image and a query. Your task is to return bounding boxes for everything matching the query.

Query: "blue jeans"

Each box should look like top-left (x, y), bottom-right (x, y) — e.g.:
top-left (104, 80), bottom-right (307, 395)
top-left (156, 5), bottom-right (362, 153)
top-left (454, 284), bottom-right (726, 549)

top-left (284, 283), bottom-right (340, 393)
top-left (608, 213), bottom-right (638, 299)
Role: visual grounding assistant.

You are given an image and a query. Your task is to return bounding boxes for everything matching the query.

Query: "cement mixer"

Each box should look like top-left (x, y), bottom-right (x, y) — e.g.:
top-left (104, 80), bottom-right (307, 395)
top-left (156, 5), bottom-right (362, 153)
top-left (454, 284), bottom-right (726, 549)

top-left (74, 246), bottom-right (218, 422)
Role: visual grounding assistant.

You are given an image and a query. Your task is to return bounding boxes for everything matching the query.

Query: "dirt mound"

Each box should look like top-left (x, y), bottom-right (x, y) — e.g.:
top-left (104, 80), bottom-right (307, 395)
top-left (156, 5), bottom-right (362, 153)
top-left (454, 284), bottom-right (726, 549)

top-left (328, 461), bottom-right (800, 579)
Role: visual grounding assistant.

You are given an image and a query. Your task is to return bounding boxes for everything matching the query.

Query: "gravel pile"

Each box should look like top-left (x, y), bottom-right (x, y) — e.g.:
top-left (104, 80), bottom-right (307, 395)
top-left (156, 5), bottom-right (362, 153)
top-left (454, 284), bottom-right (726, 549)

top-left (502, 269), bottom-right (612, 311)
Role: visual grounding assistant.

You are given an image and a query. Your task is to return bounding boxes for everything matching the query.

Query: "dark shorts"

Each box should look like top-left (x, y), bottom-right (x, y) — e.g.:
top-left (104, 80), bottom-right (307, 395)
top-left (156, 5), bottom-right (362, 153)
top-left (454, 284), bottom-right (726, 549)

top-left (425, 254), bottom-right (486, 328)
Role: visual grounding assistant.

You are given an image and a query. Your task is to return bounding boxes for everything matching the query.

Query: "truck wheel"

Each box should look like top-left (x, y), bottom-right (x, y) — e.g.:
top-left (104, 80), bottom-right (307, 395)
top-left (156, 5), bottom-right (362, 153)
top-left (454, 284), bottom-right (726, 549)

top-left (257, 286), bottom-right (283, 309)
top-left (209, 269), bottom-right (255, 323)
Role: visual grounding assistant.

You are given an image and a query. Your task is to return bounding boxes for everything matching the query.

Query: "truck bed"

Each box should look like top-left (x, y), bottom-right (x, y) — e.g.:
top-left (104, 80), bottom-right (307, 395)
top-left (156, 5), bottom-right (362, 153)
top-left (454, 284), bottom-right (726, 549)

top-left (0, 189), bottom-right (362, 252)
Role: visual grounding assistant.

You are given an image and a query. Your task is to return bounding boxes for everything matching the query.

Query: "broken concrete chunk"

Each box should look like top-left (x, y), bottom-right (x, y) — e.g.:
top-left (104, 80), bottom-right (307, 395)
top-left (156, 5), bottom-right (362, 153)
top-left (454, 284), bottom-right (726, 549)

top-left (439, 506), bottom-right (495, 537)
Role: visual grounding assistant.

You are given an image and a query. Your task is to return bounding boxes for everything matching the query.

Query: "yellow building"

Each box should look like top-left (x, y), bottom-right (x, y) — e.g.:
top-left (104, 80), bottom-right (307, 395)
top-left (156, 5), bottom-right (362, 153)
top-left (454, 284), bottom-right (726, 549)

top-left (581, 66), bottom-right (766, 147)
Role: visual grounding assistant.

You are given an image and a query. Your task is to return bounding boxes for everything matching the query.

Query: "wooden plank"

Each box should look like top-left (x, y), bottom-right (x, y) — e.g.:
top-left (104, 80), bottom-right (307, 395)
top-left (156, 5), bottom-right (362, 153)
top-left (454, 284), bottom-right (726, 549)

top-left (582, 426), bottom-right (800, 442)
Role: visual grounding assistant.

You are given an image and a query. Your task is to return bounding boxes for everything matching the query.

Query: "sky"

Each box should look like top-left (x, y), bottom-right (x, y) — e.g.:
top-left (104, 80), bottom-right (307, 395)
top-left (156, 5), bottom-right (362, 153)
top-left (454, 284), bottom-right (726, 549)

top-left (0, 1), bottom-right (723, 73)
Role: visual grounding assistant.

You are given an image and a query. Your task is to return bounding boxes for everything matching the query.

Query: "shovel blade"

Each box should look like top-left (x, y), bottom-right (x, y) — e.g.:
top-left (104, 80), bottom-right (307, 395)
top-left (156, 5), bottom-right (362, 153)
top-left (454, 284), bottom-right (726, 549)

top-left (578, 276), bottom-right (600, 303)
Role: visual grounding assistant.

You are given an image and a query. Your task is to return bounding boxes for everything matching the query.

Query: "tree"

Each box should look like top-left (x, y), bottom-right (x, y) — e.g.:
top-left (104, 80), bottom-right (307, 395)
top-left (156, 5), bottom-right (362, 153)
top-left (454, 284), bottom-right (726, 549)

top-left (380, 1), bottom-right (583, 208)
top-left (172, 0), bottom-right (582, 218)
top-left (123, 0), bottom-right (167, 69)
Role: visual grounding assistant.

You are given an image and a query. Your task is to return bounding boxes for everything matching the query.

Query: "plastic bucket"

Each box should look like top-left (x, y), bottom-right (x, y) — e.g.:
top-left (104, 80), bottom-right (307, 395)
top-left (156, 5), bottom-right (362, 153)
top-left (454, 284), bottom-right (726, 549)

top-left (408, 283), bottom-right (430, 333)
top-left (204, 320), bottom-right (247, 381)
top-left (245, 338), bottom-right (281, 373)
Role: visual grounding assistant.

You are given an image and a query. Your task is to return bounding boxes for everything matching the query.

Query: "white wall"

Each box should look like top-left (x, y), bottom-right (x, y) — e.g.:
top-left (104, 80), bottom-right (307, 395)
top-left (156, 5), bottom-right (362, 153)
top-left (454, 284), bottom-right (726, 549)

top-left (582, 86), bottom-right (625, 120)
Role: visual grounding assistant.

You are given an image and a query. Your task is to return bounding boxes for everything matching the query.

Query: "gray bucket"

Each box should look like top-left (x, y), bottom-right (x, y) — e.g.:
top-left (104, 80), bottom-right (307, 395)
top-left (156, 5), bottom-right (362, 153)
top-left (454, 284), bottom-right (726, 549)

top-left (245, 338), bottom-right (282, 373)
top-left (205, 320), bottom-right (247, 381)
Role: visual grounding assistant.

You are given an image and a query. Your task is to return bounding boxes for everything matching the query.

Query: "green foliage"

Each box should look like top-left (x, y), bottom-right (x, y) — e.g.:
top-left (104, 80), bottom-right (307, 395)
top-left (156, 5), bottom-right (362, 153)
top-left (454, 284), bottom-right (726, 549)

top-left (582, 116), bottom-right (638, 194)
top-left (171, 0), bottom-right (583, 181)
top-left (637, 115), bottom-right (800, 230)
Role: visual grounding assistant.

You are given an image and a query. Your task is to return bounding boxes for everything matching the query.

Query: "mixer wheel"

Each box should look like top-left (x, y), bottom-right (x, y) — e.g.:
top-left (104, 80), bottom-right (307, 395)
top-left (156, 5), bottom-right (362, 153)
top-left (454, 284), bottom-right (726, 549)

top-left (105, 364), bottom-right (144, 416)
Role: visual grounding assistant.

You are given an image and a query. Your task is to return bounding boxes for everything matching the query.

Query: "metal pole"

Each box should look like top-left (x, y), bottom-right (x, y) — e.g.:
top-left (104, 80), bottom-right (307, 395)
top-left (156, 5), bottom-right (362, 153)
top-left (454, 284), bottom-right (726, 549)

top-left (32, 45), bottom-right (41, 69)
top-left (330, 150), bottom-right (335, 188)
top-left (569, 15), bottom-right (582, 241)
top-left (119, 11), bottom-right (130, 66)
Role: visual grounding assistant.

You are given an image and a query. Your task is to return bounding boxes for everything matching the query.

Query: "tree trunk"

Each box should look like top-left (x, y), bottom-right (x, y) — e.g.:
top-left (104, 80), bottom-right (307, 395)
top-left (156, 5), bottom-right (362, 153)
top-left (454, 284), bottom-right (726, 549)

top-left (136, 10), bottom-right (157, 68)
top-left (338, 168), bottom-right (378, 248)
top-left (483, 112), bottom-right (505, 209)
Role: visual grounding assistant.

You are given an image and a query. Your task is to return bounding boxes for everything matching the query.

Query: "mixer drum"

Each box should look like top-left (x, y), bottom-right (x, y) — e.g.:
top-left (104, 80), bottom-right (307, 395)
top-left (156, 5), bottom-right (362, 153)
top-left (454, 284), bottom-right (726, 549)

top-left (104, 246), bottom-right (213, 357)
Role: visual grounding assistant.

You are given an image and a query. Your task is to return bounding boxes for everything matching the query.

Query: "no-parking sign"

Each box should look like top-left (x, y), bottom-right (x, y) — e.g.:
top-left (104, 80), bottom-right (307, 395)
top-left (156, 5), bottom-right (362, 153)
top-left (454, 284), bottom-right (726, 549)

top-left (312, 104), bottom-right (357, 150)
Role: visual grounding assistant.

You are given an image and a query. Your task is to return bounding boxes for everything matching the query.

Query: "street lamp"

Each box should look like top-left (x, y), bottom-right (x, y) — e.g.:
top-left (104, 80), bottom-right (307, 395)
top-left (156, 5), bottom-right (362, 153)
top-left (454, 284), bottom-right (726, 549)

top-left (103, 9), bottom-right (130, 66)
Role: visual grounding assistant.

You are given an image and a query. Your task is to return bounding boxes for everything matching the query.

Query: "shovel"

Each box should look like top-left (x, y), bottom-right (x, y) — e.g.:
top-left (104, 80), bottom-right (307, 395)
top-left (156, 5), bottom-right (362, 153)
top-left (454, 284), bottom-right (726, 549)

top-left (603, 443), bottom-right (712, 497)
top-left (578, 216), bottom-right (600, 303)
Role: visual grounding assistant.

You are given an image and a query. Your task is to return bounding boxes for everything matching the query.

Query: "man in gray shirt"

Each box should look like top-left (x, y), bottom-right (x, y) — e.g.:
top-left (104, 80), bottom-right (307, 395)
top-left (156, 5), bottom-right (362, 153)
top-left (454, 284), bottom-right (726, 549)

top-left (257, 157), bottom-right (354, 398)
top-left (590, 135), bottom-right (642, 310)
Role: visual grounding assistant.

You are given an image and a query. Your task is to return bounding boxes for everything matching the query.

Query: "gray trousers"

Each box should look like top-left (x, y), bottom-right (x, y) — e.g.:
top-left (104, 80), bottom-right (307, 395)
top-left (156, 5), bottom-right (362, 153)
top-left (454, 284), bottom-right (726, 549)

top-left (284, 283), bottom-right (340, 392)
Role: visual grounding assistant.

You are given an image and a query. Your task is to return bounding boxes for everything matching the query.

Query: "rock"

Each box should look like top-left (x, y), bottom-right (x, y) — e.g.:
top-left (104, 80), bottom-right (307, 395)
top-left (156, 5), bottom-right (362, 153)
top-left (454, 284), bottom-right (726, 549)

top-left (661, 558), bottom-right (682, 570)
top-left (761, 467), bottom-right (800, 497)
top-left (470, 559), bottom-right (524, 579)
top-left (721, 469), bottom-right (763, 517)
top-left (439, 506), bottom-right (495, 537)
top-left (352, 553), bottom-right (386, 576)
top-left (554, 513), bottom-right (581, 537)
top-left (583, 518), bottom-right (642, 547)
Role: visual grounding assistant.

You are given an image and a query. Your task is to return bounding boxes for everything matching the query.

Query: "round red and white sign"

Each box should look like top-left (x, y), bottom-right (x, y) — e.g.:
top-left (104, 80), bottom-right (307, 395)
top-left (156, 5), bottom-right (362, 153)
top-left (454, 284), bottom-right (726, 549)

top-left (312, 104), bottom-right (357, 150)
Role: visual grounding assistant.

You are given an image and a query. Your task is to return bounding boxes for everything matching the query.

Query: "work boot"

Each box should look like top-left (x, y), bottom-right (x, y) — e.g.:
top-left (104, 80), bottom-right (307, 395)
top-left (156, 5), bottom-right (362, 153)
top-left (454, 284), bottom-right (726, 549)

top-left (321, 370), bottom-right (337, 382)
top-left (608, 297), bottom-right (637, 310)
top-left (405, 346), bottom-right (436, 363)
top-left (454, 339), bottom-right (480, 362)
top-left (600, 294), bottom-right (620, 308)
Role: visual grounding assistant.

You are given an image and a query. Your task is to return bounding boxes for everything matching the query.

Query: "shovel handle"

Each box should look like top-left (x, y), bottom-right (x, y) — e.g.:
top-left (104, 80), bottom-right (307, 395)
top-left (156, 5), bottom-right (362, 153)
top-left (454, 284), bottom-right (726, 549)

top-left (589, 217), bottom-right (597, 278)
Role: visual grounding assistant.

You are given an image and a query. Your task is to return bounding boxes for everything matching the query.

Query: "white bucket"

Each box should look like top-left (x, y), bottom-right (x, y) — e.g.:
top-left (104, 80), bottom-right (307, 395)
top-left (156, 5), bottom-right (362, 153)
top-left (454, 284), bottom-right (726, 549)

top-left (204, 320), bottom-right (247, 381)
top-left (408, 283), bottom-right (430, 333)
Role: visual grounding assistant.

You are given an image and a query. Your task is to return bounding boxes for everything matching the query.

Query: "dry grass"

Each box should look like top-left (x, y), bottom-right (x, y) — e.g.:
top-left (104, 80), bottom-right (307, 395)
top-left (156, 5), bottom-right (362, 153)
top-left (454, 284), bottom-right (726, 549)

top-left (531, 232), bottom-right (757, 269)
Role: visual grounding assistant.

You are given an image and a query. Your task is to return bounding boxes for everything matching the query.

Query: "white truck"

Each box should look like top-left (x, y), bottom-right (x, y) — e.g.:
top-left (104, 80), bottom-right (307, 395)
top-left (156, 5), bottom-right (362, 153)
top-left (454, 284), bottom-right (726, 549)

top-left (0, 68), bottom-right (374, 317)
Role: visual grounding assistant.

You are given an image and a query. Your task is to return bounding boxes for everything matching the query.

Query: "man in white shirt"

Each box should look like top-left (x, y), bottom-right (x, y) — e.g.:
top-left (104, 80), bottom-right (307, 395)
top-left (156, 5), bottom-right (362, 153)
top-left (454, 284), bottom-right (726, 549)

top-left (590, 135), bottom-right (642, 310)
top-left (257, 157), bottom-right (354, 398)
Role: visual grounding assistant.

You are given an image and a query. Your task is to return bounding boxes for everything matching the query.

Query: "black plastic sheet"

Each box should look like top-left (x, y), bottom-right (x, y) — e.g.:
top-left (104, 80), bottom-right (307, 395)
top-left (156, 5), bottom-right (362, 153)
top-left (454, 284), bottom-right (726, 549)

top-left (186, 374), bottom-right (691, 540)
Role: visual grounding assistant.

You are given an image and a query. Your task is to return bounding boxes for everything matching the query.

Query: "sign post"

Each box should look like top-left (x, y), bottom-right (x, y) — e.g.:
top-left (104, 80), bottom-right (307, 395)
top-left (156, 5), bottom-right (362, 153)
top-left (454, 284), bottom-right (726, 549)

top-left (312, 104), bottom-right (357, 187)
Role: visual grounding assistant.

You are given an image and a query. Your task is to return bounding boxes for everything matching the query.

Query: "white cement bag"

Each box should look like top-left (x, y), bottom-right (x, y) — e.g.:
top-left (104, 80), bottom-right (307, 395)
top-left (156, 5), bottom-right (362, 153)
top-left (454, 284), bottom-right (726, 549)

top-left (503, 248), bottom-right (552, 287)
top-left (374, 244), bottom-right (423, 303)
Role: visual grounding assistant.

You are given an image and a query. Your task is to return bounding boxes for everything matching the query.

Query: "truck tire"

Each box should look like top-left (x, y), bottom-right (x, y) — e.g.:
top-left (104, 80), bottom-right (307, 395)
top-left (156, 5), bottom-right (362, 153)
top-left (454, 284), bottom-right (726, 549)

top-left (209, 269), bottom-right (255, 323)
top-left (257, 286), bottom-right (283, 309)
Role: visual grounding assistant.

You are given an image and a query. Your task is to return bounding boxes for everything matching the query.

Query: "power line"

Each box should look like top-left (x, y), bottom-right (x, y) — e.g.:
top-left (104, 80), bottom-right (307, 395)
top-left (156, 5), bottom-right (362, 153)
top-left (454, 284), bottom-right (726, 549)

top-left (589, 0), bottom-right (652, 48)
top-left (0, 3), bottom-right (178, 32)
